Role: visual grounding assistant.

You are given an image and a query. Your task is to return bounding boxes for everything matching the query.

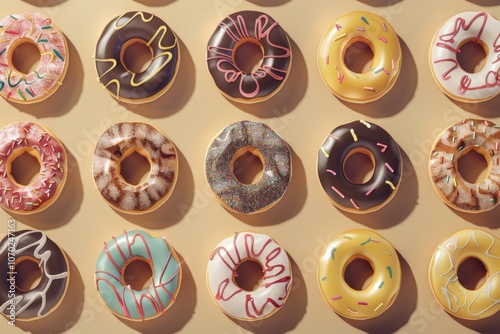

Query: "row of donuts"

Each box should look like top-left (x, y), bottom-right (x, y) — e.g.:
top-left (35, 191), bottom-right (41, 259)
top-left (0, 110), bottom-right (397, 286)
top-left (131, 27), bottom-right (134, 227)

top-left (1, 10), bottom-right (499, 105)
top-left (1, 117), bottom-right (499, 216)
top-left (2, 227), bottom-right (499, 322)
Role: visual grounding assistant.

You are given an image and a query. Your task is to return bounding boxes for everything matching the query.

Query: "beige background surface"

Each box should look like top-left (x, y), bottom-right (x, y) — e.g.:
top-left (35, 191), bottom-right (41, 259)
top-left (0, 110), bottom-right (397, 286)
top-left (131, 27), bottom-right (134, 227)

top-left (1, 0), bottom-right (500, 333)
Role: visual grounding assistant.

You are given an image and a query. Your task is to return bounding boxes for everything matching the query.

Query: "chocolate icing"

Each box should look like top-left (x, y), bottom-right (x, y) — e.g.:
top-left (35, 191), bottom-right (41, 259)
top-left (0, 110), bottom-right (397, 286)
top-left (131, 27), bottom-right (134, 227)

top-left (0, 230), bottom-right (68, 320)
top-left (206, 11), bottom-right (291, 102)
top-left (317, 120), bottom-right (402, 212)
top-left (95, 11), bottom-right (179, 102)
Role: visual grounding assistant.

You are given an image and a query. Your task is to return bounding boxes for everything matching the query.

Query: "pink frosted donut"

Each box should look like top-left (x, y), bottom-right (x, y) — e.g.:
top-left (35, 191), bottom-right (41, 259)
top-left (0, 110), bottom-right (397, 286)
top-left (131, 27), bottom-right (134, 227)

top-left (0, 13), bottom-right (69, 104)
top-left (0, 122), bottom-right (67, 214)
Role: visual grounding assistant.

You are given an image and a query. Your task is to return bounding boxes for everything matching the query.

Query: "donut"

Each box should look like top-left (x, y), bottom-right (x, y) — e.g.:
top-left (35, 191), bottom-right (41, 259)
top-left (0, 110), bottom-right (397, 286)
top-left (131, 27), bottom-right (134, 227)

top-left (95, 230), bottom-right (181, 321)
top-left (317, 11), bottom-right (402, 103)
top-left (317, 120), bottom-right (402, 213)
top-left (429, 12), bottom-right (500, 103)
top-left (318, 229), bottom-right (401, 319)
top-left (206, 10), bottom-right (292, 103)
top-left (429, 119), bottom-right (500, 212)
top-left (0, 121), bottom-right (67, 214)
top-left (0, 230), bottom-right (69, 321)
top-left (0, 13), bottom-right (69, 104)
top-left (205, 120), bottom-right (292, 214)
top-left (207, 231), bottom-right (292, 321)
top-left (429, 229), bottom-right (500, 320)
top-left (92, 122), bottom-right (178, 214)
top-left (95, 11), bottom-right (180, 104)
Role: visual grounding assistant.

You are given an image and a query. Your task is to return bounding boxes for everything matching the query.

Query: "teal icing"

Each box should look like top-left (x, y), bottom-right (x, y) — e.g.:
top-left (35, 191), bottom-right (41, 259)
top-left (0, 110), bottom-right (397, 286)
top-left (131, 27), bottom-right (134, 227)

top-left (95, 230), bottom-right (181, 320)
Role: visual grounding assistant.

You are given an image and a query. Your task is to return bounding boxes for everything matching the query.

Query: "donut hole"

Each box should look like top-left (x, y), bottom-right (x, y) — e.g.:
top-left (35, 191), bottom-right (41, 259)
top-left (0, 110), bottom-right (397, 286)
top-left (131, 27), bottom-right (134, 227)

top-left (343, 148), bottom-right (375, 184)
top-left (119, 150), bottom-right (151, 186)
top-left (14, 257), bottom-right (42, 292)
top-left (122, 257), bottom-right (153, 291)
top-left (344, 39), bottom-right (374, 74)
top-left (231, 147), bottom-right (264, 185)
top-left (457, 40), bottom-right (487, 74)
top-left (457, 147), bottom-right (490, 184)
top-left (458, 257), bottom-right (487, 290)
top-left (121, 39), bottom-right (154, 74)
top-left (234, 259), bottom-right (264, 291)
top-left (9, 39), bottom-right (41, 75)
top-left (344, 257), bottom-right (374, 291)
top-left (233, 39), bottom-right (264, 73)
top-left (8, 149), bottom-right (41, 186)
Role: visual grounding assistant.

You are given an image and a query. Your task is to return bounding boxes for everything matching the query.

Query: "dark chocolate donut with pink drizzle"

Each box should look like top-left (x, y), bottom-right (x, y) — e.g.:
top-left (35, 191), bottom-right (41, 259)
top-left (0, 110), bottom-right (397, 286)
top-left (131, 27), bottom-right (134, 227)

top-left (0, 230), bottom-right (69, 320)
top-left (206, 11), bottom-right (292, 103)
top-left (317, 120), bottom-right (402, 213)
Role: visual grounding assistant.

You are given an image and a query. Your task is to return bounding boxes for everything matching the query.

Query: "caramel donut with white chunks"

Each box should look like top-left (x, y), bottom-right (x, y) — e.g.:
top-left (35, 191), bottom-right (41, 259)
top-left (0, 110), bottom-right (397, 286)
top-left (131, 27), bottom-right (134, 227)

top-left (92, 122), bottom-right (178, 214)
top-left (0, 13), bottom-right (68, 103)
top-left (0, 230), bottom-right (69, 321)
top-left (317, 229), bottom-right (401, 319)
top-left (318, 11), bottom-right (402, 103)
top-left (429, 12), bottom-right (500, 103)
top-left (95, 11), bottom-right (180, 104)
top-left (0, 122), bottom-right (67, 214)
top-left (429, 119), bottom-right (500, 212)
top-left (207, 232), bottom-right (292, 321)
top-left (429, 229), bottom-right (500, 320)
top-left (205, 120), bottom-right (292, 214)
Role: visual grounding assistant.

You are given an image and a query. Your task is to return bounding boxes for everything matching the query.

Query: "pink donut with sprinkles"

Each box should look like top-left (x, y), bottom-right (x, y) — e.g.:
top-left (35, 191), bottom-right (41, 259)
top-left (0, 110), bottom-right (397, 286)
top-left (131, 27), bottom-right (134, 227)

top-left (0, 13), bottom-right (69, 104)
top-left (0, 122), bottom-right (67, 214)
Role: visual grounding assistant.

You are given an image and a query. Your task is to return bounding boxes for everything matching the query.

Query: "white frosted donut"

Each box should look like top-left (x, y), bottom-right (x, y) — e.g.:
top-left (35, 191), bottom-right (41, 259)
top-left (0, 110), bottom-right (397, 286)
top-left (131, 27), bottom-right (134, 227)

top-left (430, 11), bottom-right (500, 102)
top-left (207, 232), bottom-right (292, 321)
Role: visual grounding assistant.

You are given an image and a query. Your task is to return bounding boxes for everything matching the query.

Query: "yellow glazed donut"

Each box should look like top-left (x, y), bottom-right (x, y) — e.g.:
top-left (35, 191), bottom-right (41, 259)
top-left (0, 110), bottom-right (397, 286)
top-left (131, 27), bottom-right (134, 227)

top-left (429, 229), bottom-right (500, 320)
top-left (317, 229), bottom-right (401, 319)
top-left (429, 119), bottom-right (500, 212)
top-left (318, 11), bottom-right (402, 103)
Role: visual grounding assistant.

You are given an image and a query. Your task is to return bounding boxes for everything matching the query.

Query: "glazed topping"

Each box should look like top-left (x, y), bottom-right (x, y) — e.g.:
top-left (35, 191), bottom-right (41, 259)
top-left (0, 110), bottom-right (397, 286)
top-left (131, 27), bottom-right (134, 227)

top-left (205, 120), bottom-right (292, 214)
top-left (0, 230), bottom-right (68, 319)
top-left (430, 12), bottom-right (500, 101)
top-left (429, 229), bottom-right (500, 319)
top-left (95, 11), bottom-right (179, 102)
top-left (0, 13), bottom-right (68, 103)
top-left (207, 232), bottom-right (292, 320)
top-left (429, 119), bottom-right (500, 212)
top-left (317, 120), bottom-right (402, 212)
top-left (318, 229), bottom-right (401, 319)
top-left (0, 122), bottom-right (67, 213)
top-left (207, 10), bottom-right (291, 101)
top-left (93, 122), bottom-right (177, 213)
top-left (95, 230), bottom-right (181, 320)
top-left (318, 11), bottom-right (401, 103)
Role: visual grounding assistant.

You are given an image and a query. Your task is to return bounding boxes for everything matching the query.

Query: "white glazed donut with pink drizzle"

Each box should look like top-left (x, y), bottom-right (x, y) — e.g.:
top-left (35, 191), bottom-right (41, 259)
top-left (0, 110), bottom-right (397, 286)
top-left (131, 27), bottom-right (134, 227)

top-left (207, 232), bottom-right (292, 321)
top-left (0, 122), bottom-right (67, 214)
top-left (0, 13), bottom-right (69, 104)
top-left (430, 11), bottom-right (500, 102)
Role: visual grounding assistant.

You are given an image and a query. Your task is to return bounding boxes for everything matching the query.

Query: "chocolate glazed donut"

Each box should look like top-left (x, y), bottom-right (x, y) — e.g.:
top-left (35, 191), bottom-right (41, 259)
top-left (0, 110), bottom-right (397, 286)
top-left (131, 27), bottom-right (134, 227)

top-left (206, 11), bottom-right (292, 103)
top-left (317, 120), bottom-right (402, 213)
top-left (0, 230), bottom-right (69, 320)
top-left (95, 11), bottom-right (180, 103)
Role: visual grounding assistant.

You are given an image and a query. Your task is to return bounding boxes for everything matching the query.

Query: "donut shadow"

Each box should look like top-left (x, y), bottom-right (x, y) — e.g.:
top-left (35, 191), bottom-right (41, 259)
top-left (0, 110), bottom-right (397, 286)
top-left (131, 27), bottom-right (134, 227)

top-left (246, 0), bottom-right (291, 6)
top-left (229, 146), bottom-right (307, 226)
top-left (10, 36), bottom-right (84, 118)
top-left (338, 37), bottom-right (417, 117)
top-left (11, 148), bottom-right (83, 230)
top-left (117, 252), bottom-right (196, 333)
top-left (447, 93), bottom-right (500, 118)
top-left (338, 148), bottom-right (418, 228)
top-left (230, 255), bottom-right (307, 334)
top-left (228, 37), bottom-right (307, 118)
top-left (118, 37), bottom-right (195, 118)
top-left (449, 204), bottom-right (500, 230)
top-left (16, 253), bottom-right (85, 333)
top-left (115, 148), bottom-right (194, 229)
top-left (21, 0), bottom-right (67, 6)
top-left (454, 309), bottom-right (500, 333)
top-left (356, 0), bottom-right (403, 6)
top-left (341, 252), bottom-right (417, 333)
top-left (134, 0), bottom-right (177, 5)
top-left (466, 0), bottom-right (500, 5)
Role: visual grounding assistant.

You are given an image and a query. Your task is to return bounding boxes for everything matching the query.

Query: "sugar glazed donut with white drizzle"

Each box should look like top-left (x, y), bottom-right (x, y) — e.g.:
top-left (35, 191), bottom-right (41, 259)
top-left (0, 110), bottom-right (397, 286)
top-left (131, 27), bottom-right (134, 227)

top-left (92, 122), bottom-right (178, 214)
